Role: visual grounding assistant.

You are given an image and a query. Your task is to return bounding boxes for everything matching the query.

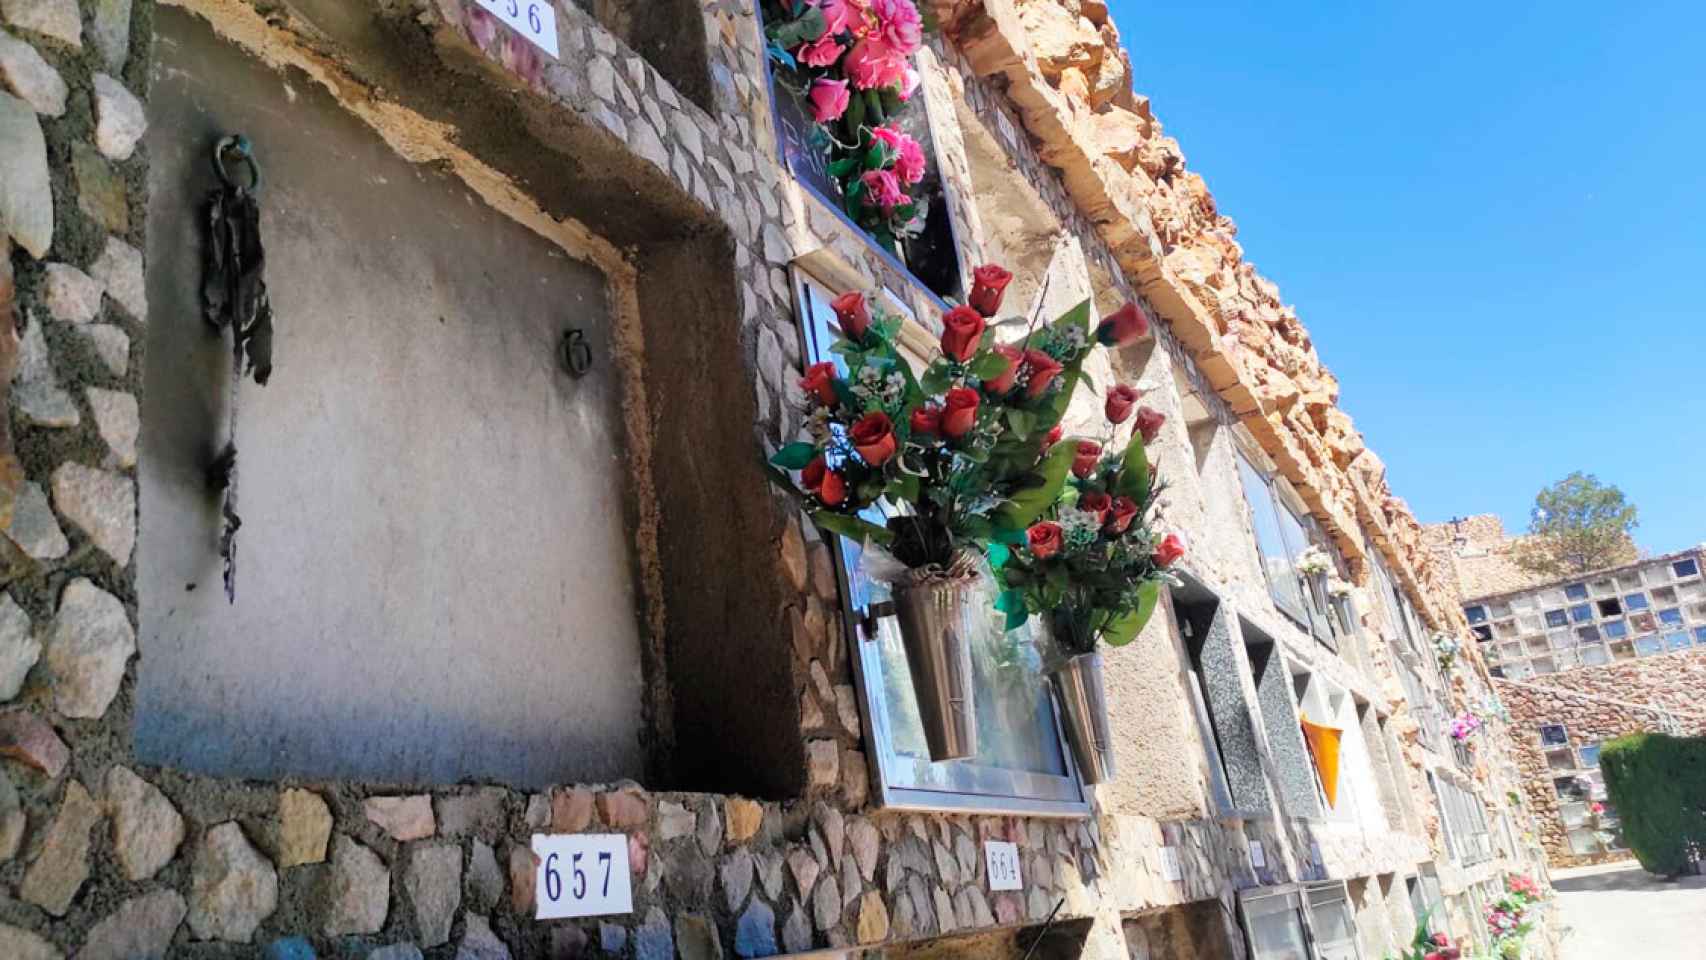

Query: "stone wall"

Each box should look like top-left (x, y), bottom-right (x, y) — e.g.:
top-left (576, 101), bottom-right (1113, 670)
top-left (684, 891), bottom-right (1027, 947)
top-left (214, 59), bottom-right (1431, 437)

top-left (1498, 650), bottom-right (1706, 867)
top-left (1422, 514), bottom-right (1554, 601)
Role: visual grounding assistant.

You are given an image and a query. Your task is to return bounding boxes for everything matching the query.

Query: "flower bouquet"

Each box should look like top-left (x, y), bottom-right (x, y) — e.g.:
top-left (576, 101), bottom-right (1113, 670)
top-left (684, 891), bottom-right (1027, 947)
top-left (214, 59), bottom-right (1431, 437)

top-left (989, 353), bottom-right (1184, 781)
top-left (761, 0), bottom-right (930, 243)
top-left (1386, 918), bottom-right (1461, 960)
top-left (1296, 544), bottom-right (1332, 577)
top-left (1433, 632), bottom-right (1462, 671)
top-left (1448, 711), bottom-right (1483, 742)
top-left (766, 265), bottom-right (1146, 758)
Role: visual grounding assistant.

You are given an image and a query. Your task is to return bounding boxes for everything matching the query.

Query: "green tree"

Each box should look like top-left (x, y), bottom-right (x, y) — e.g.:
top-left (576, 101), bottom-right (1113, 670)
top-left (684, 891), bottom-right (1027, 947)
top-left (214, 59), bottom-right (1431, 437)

top-left (1510, 472), bottom-right (1639, 577)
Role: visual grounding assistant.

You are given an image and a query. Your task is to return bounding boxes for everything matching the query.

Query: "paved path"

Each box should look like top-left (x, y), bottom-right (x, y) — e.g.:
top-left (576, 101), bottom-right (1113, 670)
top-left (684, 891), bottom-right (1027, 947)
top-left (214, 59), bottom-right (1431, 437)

top-left (1553, 860), bottom-right (1706, 959)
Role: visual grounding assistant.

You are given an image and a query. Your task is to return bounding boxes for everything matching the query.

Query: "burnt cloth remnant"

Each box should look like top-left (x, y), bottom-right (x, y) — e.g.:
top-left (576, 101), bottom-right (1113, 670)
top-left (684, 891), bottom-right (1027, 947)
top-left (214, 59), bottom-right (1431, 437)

top-left (202, 134), bottom-right (275, 603)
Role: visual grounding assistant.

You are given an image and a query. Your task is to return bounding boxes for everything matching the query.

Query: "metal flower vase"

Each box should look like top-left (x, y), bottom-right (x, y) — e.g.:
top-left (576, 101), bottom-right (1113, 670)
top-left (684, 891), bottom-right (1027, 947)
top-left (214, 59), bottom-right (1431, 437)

top-left (891, 574), bottom-right (981, 762)
top-left (1050, 651), bottom-right (1115, 784)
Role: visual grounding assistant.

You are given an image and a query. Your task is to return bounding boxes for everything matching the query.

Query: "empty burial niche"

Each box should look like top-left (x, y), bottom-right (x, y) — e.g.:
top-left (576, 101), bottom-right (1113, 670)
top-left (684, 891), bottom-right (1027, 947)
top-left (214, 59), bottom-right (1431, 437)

top-left (134, 9), bottom-right (649, 789)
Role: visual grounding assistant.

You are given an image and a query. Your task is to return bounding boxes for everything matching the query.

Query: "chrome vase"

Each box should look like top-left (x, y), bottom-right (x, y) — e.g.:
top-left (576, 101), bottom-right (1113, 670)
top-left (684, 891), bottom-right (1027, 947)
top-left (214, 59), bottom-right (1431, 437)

top-left (891, 575), bottom-right (980, 761)
top-left (1050, 651), bottom-right (1116, 784)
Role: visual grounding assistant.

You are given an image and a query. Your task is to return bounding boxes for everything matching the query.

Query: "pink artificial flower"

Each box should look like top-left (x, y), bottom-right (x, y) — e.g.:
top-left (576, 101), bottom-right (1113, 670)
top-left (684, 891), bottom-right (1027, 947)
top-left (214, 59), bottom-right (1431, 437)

top-left (809, 78), bottom-right (852, 123)
top-left (844, 37), bottom-right (907, 89)
top-left (870, 0), bottom-right (923, 56)
top-left (797, 33), bottom-right (844, 68)
top-left (898, 65), bottom-right (921, 100)
top-left (812, 0), bottom-right (859, 37)
top-left (861, 168), bottom-right (907, 210)
top-left (893, 131), bottom-right (926, 184)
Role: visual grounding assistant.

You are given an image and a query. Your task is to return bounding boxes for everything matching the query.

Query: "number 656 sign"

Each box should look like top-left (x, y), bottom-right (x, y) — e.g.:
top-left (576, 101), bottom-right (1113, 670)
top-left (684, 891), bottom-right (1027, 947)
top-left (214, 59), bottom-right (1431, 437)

top-left (532, 834), bottom-right (633, 919)
top-left (472, 0), bottom-right (560, 58)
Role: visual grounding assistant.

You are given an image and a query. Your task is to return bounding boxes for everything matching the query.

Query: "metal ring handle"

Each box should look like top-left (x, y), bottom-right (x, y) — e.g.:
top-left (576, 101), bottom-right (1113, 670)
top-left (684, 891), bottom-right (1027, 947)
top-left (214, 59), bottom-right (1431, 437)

top-left (212, 134), bottom-right (262, 193)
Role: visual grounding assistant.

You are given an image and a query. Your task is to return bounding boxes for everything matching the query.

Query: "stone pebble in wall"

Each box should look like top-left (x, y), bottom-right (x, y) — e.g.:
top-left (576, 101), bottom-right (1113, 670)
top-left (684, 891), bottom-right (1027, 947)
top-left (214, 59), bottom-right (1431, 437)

top-left (0, 90), bottom-right (52, 256)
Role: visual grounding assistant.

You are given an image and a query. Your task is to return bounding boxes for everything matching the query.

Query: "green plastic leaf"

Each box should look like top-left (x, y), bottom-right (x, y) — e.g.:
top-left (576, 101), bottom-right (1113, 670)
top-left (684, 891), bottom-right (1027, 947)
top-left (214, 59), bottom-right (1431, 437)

top-left (1103, 580), bottom-right (1161, 647)
top-left (812, 510), bottom-right (895, 545)
top-left (827, 157), bottom-right (860, 178)
top-left (844, 90), bottom-right (867, 134)
top-left (995, 588), bottom-right (1030, 632)
top-left (1112, 438), bottom-right (1152, 502)
top-left (986, 542), bottom-right (1011, 570)
top-left (919, 363), bottom-right (953, 395)
top-left (888, 472), bottom-right (920, 505)
top-left (1003, 407), bottom-right (1035, 439)
top-left (864, 142), bottom-right (888, 171)
top-left (992, 440), bottom-right (1076, 531)
top-left (770, 442), bottom-right (818, 469)
top-left (968, 351), bottom-right (1010, 380)
top-left (1053, 298), bottom-right (1092, 336)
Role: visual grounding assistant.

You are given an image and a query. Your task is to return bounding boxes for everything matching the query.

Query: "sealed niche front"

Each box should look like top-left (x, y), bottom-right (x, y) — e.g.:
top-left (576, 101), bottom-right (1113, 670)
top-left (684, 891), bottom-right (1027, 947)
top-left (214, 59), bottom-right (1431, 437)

top-left (135, 9), bottom-right (647, 788)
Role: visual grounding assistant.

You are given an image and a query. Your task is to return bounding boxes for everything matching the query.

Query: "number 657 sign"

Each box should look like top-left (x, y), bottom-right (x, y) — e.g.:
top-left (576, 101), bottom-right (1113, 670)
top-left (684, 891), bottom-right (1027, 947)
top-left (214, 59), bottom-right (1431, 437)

top-left (532, 834), bottom-right (633, 919)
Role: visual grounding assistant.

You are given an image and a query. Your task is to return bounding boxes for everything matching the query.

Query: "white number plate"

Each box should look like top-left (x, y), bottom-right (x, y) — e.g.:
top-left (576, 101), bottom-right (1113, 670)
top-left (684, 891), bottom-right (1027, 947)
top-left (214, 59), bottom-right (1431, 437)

top-left (1249, 839), bottom-right (1267, 869)
top-left (985, 841), bottom-right (1023, 891)
top-left (472, 0), bottom-right (559, 59)
top-left (1158, 845), bottom-right (1182, 882)
top-left (532, 833), bottom-right (632, 919)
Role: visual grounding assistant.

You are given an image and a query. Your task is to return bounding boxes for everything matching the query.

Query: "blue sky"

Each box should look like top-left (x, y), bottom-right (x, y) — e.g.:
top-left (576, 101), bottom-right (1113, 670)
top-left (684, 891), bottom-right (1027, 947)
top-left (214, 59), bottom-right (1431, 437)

top-left (1106, 0), bottom-right (1705, 553)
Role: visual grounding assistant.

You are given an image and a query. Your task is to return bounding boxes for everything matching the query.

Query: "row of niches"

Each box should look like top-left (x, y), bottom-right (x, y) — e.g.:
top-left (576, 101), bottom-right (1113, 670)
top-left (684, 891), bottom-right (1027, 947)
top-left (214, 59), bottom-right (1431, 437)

top-left (1536, 726), bottom-right (1628, 857)
top-left (1465, 556), bottom-right (1702, 629)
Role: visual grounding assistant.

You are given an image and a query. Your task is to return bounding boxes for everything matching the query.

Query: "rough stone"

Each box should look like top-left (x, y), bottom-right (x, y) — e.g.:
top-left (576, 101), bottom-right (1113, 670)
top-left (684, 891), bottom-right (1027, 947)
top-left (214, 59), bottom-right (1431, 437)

top-left (92, 73), bottom-right (145, 160)
top-left (634, 907), bottom-right (673, 960)
top-left (0, 708), bottom-right (67, 775)
top-left (467, 839), bottom-right (504, 911)
top-left (523, 793), bottom-right (550, 829)
top-left (675, 913), bottom-right (724, 960)
top-left (22, 779), bottom-right (99, 914)
top-left (4, 483), bottom-right (67, 561)
top-left (321, 834), bottom-right (389, 936)
top-left (807, 739), bottom-right (839, 787)
top-left (79, 890), bottom-right (187, 960)
top-left (365, 794), bottom-right (436, 840)
top-left (783, 900), bottom-right (811, 953)
top-left (105, 764), bottom-right (184, 880)
top-left (0, 594), bottom-right (36, 699)
top-left (77, 322), bottom-right (129, 375)
top-left (756, 848), bottom-right (785, 900)
top-left (51, 465), bottom-right (134, 567)
top-left (43, 263), bottom-right (101, 323)
top-left (848, 819), bottom-right (880, 882)
top-left (736, 898), bottom-right (778, 958)
top-left (596, 788), bottom-right (647, 829)
top-left (45, 577), bottom-right (133, 718)
top-left (0, 0), bottom-right (79, 46)
top-left (720, 845), bottom-right (754, 911)
top-left (262, 938), bottom-right (314, 960)
top-left (840, 847), bottom-right (861, 907)
top-left (87, 387), bottom-right (137, 467)
top-left (369, 946), bottom-right (425, 960)
top-left (73, 141), bottom-right (128, 232)
top-left (277, 787), bottom-right (332, 867)
top-left (189, 821), bottom-right (279, 943)
top-left (551, 788), bottom-right (594, 832)
top-left (599, 923), bottom-right (628, 954)
top-left (811, 872), bottom-right (841, 931)
top-left (695, 796), bottom-right (722, 855)
top-left (16, 320), bottom-right (78, 427)
top-left (855, 890), bottom-right (889, 944)
top-left (456, 914), bottom-right (512, 960)
top-left (89, 0), bottom-right (130, 71)
top-left (506, 842), bottom-right (535, 914)
top-left (834, 684), bottom-right (860, 735)
top-left (787, 847), bottom-right (819, 899)
top-left (0, 29), bottom-right (64, 115)
top-left (404, 842), bottom-right (462, 947)
top-left (0, 924), bottom-right (59, 960)
top-left (933, 886), bottom-right (956, 933)
top-left (549, 929), bottom-right (585, 960)
top-left (0, 768), bottom-right (23, 860)
top-left (955, 831), bottom-right (978, 878)
top-left (657, 799), bottom-right (695, 840)
top-left (725, 797), bottom-right (763, 844)
top-left (88, 236), bottom-right (145, 321)
top-left (0, 92), bottom-right (50, 256)
top-left (841, 748), bottom-right (869, 808)
top-left (436, 787), bottom-right (508, 838)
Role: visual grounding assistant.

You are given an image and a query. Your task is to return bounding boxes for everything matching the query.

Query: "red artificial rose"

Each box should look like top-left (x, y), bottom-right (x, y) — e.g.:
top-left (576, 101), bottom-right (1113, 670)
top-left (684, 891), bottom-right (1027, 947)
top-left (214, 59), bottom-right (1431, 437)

top-left (942, 387), bottom-right (980, 439)
top-left (1105, 384), bottom-right (1141, 424)
top-left (831, 291), bottom-right (871, 341)
top-left (851, 411), bottom-right (898, 466)
top-left (1134, 405), bottom-right (1167, 444)
top-left (910, 403), bottom-right (942, 437)
top-left (819, 469), bottom-right (847, 506)
top-left (800, 361), bottom-right (838, 406)
top-left (1095, 301), bottom-right (1150, 346)
top-left (1432, 934), bottom-right (1451, 948)
top-left (967, 264), bottom-right (1014, 318)
top-left (1078, 491), bottom-right (1111, 525)
top-left (1153, 532), bottom-right (1186, 567)
top-left (983, 344), bottom-right (1023, 395)
top-left (1107, 495), bottom-right (1138, 534)
top-left (939, 305), bottom-right (986, 363)
top-left (1026, 521), bottom-right (1064, 559)
top-left (801, 456), bottom-right (827, 493)
top-left (1425, 953), bottom-right (1442, 960)
top-left (1042, 423), bottom-right (1063, 451)
top-left (1072, 441), bottom-right (1102, 479)
top-left (1023, 349), bottom-right (1065, 398)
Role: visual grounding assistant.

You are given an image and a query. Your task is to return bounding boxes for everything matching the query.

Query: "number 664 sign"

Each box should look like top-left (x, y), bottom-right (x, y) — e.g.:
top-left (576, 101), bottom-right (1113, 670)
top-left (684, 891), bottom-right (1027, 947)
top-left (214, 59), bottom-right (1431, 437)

top-left (531, 834), bottom-right (633, 919)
